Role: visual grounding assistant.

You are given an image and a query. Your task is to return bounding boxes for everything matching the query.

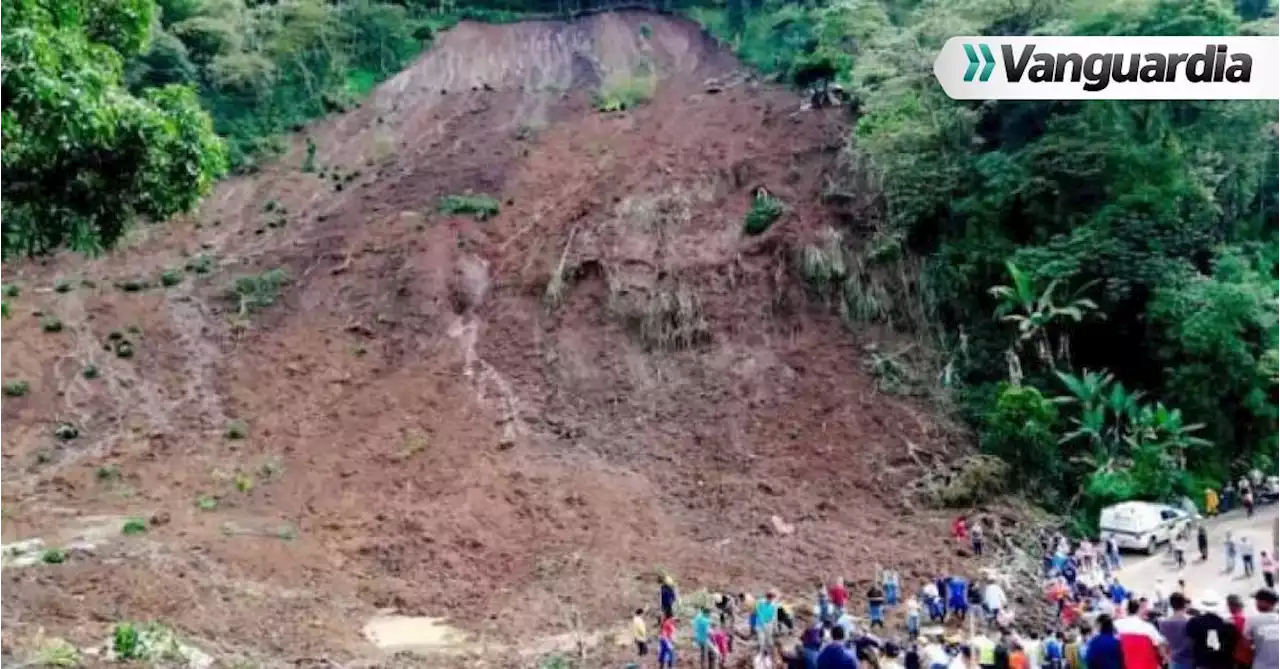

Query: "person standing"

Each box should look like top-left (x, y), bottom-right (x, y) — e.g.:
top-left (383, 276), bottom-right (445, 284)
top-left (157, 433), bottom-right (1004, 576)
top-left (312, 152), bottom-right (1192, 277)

top-left (660, 576), bottom-right (679, 621)
top-left (973, 520), bottom-right (987, 557)
top-left (867, 582), bottom-right (887, 630)
top-left (948, 576), bottom-right (969, 622)
top-left (1199, 526), bottom-right (1211, 563)
top-left (984, 580), bottom-right (1008, 628)
top-left (1206, 488), bottom-right (1220, 517)
top-left (1117, 599), bottom-right (1168, 669)
top-left (1260, 552), bottom-right (1278, 589)
top-left (1085, 615), bottom-right (1124, 669)
top-left (1105, 536), bottom-right (1122, 572)
top-left (633, 608), bottom-right (649, 659)
top-left (658, 615), bottom-right (678, 669)
top-left (1245, 588), bottom-right (1278, 669)
top-left (757, 590), bottom-right (782, 658)
top-left (1185, 592), bottom-right (1238, 669)
top-left (1044, 631), bottom-right (1065, 669)
top-left (906, 596), bottom-right (922, 640)
top-left (695, 606), bottom-right (714, 669)
top-left (1227, 595), bottom-right (1254, 669)
top-left (710, 622), bottom-right (732, 669)
top-left (886, 570), bottom-right (902, 607)
top-left (1243, 489), bottom-right (1256, 518)
top-left (1159, 593), bottom-right (1194, 669)
top-left (817, 625), bottom-right (859, 669)
top-left (1226, 533), bottom-right (1238, 575)
top-left (831, 579), bottom-right (851, 618)
top-left (1241, 537), bottom-right (1257, 578)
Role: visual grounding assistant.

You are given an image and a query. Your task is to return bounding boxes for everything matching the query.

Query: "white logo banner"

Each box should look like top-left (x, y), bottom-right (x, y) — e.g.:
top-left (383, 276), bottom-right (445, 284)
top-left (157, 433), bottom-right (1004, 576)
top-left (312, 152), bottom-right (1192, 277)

top-left (933, 36), bottom-right (1280, 100)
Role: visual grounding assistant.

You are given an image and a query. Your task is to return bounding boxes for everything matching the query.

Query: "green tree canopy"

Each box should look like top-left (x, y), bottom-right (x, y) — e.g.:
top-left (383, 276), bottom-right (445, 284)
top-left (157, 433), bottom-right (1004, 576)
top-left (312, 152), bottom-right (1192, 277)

top-left (1, 0), bottom-right (226, 256)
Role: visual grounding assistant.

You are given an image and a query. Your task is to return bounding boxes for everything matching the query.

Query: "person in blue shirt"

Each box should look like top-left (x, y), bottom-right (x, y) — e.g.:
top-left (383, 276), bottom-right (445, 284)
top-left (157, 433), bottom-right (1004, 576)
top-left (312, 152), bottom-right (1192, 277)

top-left (1108, 578), bottom-right (1127, 606)
top-left (1043, 630), bottom-right (1064, 669)
top-left (817, 625), bottom-right (859, 669)
top-left (693, 607), bottom-right (713, 669)
top-left (947, 576), bottom-right (969, 622)
top-left (1083, 614), bottom-right (1123, 669)
top-left (660, 576), bottom-right (679, 621)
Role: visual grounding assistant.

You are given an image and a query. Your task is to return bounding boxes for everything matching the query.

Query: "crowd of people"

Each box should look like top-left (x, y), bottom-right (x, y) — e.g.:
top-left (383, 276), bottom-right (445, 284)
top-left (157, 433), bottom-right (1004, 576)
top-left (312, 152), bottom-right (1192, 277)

top-left (623, 514), bottom-right (1279, 669)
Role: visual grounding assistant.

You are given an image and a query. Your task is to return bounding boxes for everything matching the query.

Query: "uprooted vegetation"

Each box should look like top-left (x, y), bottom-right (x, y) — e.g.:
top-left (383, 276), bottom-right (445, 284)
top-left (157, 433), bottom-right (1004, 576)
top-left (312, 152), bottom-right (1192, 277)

top-left (438, 193), bottom-right (501, 220)
top-left (230, 269), bottom-right (288, 316)
top-left (592, 73), bottom-right (656, 112)
top-left (609, 281), bottom-right (710, 351)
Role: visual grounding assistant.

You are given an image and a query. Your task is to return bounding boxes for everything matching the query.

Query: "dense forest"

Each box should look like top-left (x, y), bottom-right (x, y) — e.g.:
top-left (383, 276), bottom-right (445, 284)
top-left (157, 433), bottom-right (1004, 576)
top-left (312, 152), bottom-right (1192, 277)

top-left (3, 0), bottom-right (1277, 529)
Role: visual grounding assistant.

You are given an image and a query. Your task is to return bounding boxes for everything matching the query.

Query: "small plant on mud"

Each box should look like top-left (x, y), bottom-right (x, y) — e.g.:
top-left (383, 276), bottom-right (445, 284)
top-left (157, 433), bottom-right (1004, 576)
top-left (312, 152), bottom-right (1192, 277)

top-left (184, 254), bottom-right (217, 275)
top-left (2, 283), bottom-right (19, 298)
top-left (114, 277), bottom-right (152, 292)
top-left (2, 300), bottom-right (9, 319)
top-left (54, 422), bottom-right (79, 440)
top-left (231, 269), bottom-right (288, 316)
top-left (113, 622), bottom-right (141, 659)
top-left (438, 194), bottom-right (501, 221)
top-left (744, 191), bottom-right (785, 235)
top-left (41, 547), bottom-right (67, 564)
top-left (121, 518), bottom-right (148, 536)
top-left (41, 316), bottom-right (63, 332)
top-left (53, 278), bottom-right (73, 293)
top-left (83, 363), bottom-right (100, 379)
top-left (160, 269), bottom-right (184, 287)
top-left (639, 23), bottom-right (653, 39)
top-left (225, 420), bottom-right (249, 440)
top-left (196, 495), bottom-right (219, 511)
top-left (4, 380), bottom-right (30, 397)
top-left (263, 199), bottom-right (281, 213)
top-left (234, 472), bottom-right (255, 493)
top-left (593, 74), bottom-right (656, 112)
top-left (96, 464), bottom-right (121, 482)
top-left (302, 137), bottom-right (317, 173)
top-left (34, 636), bottom-right (80, 667)
top-left (114, 341), bottom-right (135, 359)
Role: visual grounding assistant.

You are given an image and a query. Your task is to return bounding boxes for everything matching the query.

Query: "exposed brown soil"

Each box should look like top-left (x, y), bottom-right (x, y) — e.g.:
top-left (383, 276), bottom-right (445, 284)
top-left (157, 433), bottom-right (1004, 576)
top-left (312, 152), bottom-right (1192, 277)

top-left (2, 11), bottom-right (975, 667)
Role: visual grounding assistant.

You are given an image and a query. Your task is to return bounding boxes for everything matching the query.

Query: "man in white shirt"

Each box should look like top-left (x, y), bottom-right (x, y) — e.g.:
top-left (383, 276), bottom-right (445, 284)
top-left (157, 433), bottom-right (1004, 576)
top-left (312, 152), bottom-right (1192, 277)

top-left (984, 581), bottom-right (1008, 626)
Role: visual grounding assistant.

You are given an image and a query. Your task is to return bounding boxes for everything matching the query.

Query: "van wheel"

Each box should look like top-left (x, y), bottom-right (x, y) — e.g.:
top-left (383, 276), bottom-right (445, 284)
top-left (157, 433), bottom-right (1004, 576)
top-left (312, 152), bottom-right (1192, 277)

top-left (1145, 537), bottom-right (1156, 555)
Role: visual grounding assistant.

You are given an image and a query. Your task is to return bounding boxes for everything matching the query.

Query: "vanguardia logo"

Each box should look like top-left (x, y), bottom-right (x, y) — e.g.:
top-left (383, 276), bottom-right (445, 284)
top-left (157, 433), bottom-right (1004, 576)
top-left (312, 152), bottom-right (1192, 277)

top-left (963, 43), bottom-right (996, 82)
top-left (934, 37), bottom-right (1280, 100)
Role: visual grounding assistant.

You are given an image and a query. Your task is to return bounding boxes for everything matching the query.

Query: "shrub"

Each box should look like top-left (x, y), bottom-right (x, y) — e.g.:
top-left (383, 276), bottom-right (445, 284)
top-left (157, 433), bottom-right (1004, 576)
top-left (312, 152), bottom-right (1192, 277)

top-left (54, 423), bottom-right (79, 440)
top-left (41, 316), bottom-right (63, 332)
top-left (302, 138), bottom-right (317, 173)
top-left (593, 74), bottom-right (656, 112)
top-left (4, 380), bottom-right (30, 397)
top-left (159, 269), bottom-right (184, 287)
top-left (225, 420), bottom-right (248, 439)
top-left (113, 622), bottom-right (141, 659)
top-left (196, 495), bottom-right (218, 511)
top-left (438, 194), bottom-right (500, 221)
top-left (41, 548), bottom-right (68, 564)
top-left (231, 269), bottom-right (288, 315)
top-left (115, 342), bottom-right (135, 359)
top-left (114, 277), bottom-right (151, 292)
top-left (54, 278), bottom-right (73, 293)
top-left (2, 284), bottom-right (19, 297)
top-left (744, 193), bottom-right (784, 235)
top-left (83, 364), bottom-right (100, 379)
top-left (96, 464), bottom-right (121, 481)
top-left (184, 254), bottom-right (216, 275)
top-left (121, 518), bottom-right (148, 536)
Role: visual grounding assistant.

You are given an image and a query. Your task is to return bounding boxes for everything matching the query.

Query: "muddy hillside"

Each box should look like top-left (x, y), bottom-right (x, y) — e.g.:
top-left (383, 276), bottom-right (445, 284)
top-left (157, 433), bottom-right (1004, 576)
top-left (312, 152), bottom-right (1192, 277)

top-left (2, 10), bottom-right (970, 665)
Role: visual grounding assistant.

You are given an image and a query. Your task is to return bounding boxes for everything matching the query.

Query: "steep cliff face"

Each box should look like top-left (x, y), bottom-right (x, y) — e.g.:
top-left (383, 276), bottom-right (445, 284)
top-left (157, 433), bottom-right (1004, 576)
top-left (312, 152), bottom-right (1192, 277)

top-left (1, 11), bottom-right (969, 664)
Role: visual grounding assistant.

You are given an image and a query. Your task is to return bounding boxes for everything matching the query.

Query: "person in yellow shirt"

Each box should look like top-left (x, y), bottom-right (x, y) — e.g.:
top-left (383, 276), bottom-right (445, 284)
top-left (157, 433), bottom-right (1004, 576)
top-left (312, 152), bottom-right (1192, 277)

top-left (1205, 487), bottom-right (1220, 516)
top-left (972, 632), bottom-right (997, 669)
top-left (632, 608), bottom-right (648, 658)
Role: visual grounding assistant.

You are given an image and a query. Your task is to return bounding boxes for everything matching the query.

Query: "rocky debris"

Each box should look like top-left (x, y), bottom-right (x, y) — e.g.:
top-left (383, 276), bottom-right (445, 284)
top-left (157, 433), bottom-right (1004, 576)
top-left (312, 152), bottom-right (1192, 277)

top-left (769, 515), bottom-right (795, 536)
top-left (2, 538), bottom-right (47, 568)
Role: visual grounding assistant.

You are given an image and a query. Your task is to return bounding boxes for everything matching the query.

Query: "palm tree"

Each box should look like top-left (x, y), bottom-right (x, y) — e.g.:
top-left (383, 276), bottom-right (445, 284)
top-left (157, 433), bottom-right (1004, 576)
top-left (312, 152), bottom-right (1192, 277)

top-left (988, 261), bottom-right (1100, 370)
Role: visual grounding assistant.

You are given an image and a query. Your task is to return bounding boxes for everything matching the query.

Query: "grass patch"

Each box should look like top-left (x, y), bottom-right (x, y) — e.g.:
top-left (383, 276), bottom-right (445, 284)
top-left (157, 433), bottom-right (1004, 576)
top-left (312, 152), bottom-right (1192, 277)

top-left (121, 518), bottom-right (148, 535)
top-left (196, 495), bottom-right (219, 511)
top-left (346, 68), bottom-right (378, 96)
top-left (159, 269), bottom-right (184, 287)
top-left (592, 74), bottom-right (656, 112)
top-left (41, 316), bottom-right (63, 332)
top-left (4, 380), bottom-right (30, 397)
top-left (224, 420), bottom-right (249, 440)
top-left (53, 278), bottom-right (73, 293)
top-left (83, 363), bottom-right (100, 379)
top-left (2, 283), bottom-right (19, 297)
top-left (798, 227), bottom-right (848, 295)
top-left (230, 268), bottom-right (288, 316)
top-left (41, 547), bottom-right (68, 564)
top-left (96, 464), bottom-right (121, 482)
top-left (234, 472), bottom-right (255, 493)
top-left (610, 282), bottom-right (710, 351)
top-left (438, 194), bottom-right (501, 221)
top-left (744, 192), bottom-right (785, 235)
top-left (114, 277), bottom-right (152, 292)
top-left (35, 637), bottom-right (80, 667)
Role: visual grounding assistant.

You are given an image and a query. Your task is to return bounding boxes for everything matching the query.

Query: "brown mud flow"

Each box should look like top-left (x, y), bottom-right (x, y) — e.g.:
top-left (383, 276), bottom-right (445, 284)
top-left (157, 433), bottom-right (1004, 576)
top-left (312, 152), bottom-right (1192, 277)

top-left (2, 10), bottom-right (972, 666)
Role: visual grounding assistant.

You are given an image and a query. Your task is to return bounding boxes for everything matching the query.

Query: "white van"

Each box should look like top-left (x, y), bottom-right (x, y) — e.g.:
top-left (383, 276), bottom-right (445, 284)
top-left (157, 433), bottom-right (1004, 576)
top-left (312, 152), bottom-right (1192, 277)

top-left (1099, 501), bottom-right (1192, 554)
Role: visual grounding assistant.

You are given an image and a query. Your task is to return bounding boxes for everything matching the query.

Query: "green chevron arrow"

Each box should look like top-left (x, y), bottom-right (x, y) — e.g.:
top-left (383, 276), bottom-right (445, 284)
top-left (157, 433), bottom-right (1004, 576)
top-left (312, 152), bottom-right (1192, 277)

top-left (978, 43), bottom-right (996, 82)
top-left (963, 43), bottom-right (980, 82)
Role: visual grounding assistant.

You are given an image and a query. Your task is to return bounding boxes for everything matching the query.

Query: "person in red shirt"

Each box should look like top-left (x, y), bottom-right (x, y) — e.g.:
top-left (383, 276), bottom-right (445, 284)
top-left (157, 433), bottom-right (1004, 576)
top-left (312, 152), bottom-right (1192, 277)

top-left (658, 616), bottom-right (678, 669)
top-left (1116, 599), bottom-right (1168, 669)
top-left (709, 622), bottom-right (731, 669)
top-left (953, 516), bottom-right (969, 542)
top-left (829, 578), bottom-right (849, 615)
top-left (1227, 594), bottom-right (1254, 669)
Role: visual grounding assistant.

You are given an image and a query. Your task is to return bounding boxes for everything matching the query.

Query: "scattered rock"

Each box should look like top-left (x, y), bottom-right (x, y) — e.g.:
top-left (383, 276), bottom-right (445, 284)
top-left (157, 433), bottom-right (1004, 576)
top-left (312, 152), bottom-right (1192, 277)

top-left (769, 515), bottom-right (795, 536)
top-left (150, 511), bottom-right (171, 527)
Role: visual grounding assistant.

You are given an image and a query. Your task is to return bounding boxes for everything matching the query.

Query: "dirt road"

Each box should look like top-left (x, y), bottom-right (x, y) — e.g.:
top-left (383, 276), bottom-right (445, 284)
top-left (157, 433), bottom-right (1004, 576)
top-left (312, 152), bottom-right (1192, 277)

top-left (1116, 506), bottom-right (1279, 612)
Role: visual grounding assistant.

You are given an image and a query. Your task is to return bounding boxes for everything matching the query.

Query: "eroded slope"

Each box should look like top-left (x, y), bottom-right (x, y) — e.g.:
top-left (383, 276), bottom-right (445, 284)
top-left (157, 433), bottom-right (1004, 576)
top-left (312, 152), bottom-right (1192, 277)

top-left (2, 11), bottom-right (969, 665)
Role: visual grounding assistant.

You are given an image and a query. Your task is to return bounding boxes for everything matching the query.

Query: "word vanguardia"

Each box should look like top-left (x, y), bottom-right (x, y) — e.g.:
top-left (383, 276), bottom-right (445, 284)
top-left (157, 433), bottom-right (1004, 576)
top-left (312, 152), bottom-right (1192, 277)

top-left (1002, 44), bottom-right (1253, 91)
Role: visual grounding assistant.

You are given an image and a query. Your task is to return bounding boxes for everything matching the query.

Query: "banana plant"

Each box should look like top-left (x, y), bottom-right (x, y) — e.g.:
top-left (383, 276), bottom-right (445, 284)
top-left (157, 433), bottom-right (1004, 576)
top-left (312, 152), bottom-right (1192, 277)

top-left (989, 261), bottom-right (1100, 370)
